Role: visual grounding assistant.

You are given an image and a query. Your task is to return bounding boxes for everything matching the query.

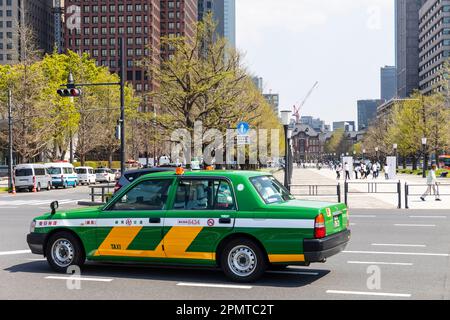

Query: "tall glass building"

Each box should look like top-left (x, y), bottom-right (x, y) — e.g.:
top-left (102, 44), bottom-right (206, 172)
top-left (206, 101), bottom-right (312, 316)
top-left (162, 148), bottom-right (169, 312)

top-left (198, 0), bottom-right (236, 48)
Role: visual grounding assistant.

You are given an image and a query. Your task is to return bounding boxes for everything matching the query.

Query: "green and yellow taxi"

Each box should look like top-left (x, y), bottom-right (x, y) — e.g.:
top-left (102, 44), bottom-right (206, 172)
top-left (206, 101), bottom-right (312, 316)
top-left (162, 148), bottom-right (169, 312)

top-left (27, 169), bottom-right (351, 282)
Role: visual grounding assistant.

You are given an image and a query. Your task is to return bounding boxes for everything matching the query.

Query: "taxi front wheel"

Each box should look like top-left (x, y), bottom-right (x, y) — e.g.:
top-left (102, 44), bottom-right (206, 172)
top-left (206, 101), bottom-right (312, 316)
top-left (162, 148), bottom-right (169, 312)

top-left (45, 231), bottom-right (85, 273)
top-left (220, 238), bottom-right (267, 283)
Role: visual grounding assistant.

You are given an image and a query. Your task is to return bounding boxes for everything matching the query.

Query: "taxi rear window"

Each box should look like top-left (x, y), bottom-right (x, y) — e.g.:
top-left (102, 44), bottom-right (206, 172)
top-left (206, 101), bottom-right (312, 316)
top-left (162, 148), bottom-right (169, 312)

top-left (250, 176), bottom-right (293, 204)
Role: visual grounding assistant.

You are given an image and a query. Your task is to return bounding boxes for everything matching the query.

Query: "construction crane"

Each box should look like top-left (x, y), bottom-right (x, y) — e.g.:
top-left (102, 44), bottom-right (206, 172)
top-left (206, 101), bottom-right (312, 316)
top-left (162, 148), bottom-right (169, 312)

top-left (292, 81), bottom-right (319, 124)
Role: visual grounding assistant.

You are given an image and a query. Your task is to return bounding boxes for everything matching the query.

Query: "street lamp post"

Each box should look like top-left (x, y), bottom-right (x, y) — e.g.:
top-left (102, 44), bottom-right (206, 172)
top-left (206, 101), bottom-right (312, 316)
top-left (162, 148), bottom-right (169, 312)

top-left (422, 137), bottom-right (427, 178)
top-left (362, 149), bottom-right (366, 162)
top-left (375, 147), bottom-right (379, 162)
top-left (281, 110), bottom-right (292, 189)
top-left (7, 89), bottom-right (13, 193)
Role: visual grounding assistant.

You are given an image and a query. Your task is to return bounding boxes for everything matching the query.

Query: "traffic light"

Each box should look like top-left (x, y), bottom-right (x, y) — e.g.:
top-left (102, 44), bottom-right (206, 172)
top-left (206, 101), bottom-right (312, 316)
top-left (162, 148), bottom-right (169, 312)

top-left (57, 88), bottom-right (82, 97)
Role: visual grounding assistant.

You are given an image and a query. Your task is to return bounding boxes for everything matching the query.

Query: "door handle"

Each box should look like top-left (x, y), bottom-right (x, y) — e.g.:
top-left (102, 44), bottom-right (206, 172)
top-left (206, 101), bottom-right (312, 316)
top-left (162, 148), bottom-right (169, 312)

top-left (149, 218), bottom-right (161, 224)
top-left (219, 218), bottom-right (232, 224)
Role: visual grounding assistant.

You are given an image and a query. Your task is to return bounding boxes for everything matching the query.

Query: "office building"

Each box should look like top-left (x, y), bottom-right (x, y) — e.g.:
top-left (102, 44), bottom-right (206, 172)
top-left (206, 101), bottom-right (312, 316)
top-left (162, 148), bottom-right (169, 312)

top-left (333, 121), bottom-right (356, 132)
top-left (263, 93), bottom-right (279, 114)
top-left (418, 0), bottom-right (450, 94)
top-left (160, 0), bottom-right (197, 60)
top-left (252, 76), bottom-right (263, 93)
top-left (0, 0), bottom-right (54, 64)
top-left (198, 0), bottom-right (235, 48)
top-left (395, 0), bottom-right (427, 98)
top-left (357, 99), bottom-right (385, 131)
top-left (64, 0), bottom-right (161, 94)
top-left (381, 66), bottom-right (397, 101)
top-left (300, 116), bottom-right (327, 132)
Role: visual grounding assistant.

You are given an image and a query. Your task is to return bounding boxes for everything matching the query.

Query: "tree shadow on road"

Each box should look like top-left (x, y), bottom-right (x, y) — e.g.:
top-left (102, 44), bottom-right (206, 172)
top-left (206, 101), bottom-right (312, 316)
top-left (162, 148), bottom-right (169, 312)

top-left (5, 260), bottom-right (330, 289)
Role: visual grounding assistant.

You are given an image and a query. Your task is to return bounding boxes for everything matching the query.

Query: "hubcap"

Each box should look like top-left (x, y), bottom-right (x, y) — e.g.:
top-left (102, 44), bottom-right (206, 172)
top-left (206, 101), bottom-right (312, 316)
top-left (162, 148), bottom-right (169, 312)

top-left (227, 245), bottom-right (257, 277)
top-left (51, 239), bottom-right (74, 268)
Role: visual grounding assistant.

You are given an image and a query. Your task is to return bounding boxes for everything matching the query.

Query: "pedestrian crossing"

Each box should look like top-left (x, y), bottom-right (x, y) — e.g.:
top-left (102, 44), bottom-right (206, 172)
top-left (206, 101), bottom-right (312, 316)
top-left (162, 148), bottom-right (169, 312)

top-left (0, 199), bottom-right (79, 207)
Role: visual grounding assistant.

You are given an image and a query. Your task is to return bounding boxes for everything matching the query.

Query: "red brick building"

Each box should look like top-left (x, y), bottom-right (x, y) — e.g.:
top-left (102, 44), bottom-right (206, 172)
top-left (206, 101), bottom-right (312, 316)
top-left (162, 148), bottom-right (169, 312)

top-left (64, 0), bottom-right (161, 96)
top-left (160, 0), bottom-right (197, 60)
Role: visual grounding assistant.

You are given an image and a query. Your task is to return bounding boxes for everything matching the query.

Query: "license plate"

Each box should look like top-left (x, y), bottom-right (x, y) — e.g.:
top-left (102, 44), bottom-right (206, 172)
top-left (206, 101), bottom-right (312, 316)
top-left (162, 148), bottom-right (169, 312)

top-left (333, 216), bottom-right (341, 228)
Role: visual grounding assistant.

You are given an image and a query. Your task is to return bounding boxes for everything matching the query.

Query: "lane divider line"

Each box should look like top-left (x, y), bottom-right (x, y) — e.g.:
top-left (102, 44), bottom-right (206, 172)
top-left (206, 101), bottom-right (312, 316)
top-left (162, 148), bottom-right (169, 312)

top-left (371, 243), bottom-right (426, 248)
top-left (394, 224), bottom-right (436, 227)
top-left (45, 276), bottom-right (113, 282)
top-left (344, 250), bottom-right (449, 257)
top-left (347, 261), bottom-right (413, 266)
top-left (0, 250), bottom-right (31, 256)
top-left (176, 282), bottom-right (252, 289)
top-left (326, 290), bottom-right (411, 298)
top-left (409, 216), bottom-right (447, 219)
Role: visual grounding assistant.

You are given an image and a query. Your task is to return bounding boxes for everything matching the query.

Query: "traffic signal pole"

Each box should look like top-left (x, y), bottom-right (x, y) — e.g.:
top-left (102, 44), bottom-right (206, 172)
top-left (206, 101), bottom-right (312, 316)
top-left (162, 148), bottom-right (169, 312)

top-left (58, 38), bottom-right (126, 172)
top-left (119, 37), bottom-right (126, 174)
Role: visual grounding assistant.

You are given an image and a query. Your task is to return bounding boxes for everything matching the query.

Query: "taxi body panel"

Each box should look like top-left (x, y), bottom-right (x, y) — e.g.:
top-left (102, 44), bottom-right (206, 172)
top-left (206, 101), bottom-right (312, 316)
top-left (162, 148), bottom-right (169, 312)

top-left (28, 170), bottom-right (350, 273)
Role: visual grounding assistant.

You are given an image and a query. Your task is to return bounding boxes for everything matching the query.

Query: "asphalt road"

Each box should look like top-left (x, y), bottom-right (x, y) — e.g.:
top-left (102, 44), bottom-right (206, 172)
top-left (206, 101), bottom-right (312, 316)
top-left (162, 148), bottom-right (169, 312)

top-left (0, 188), bottom-right (449, 300)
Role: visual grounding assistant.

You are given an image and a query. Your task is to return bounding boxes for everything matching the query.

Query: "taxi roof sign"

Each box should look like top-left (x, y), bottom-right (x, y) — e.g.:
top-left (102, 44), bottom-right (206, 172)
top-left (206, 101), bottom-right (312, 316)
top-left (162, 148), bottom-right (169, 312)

top-left (175, 167), bottom-right (185, 175)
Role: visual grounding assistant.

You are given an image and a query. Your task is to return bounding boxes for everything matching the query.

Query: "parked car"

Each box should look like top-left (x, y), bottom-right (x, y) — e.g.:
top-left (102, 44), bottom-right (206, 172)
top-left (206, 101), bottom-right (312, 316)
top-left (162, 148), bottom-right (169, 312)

top-left (27, 169), bottom-right (350, 282)
top-left (45, 162), bottom-right (78, 189)
top-left (14, 164), bottom-right (52, 192)
top-left (114, 167), bottom-right (176, 193)
top-left (75, 167), bottom-right (96, 185)
top-left (95, 168), bottom-right (115, 183)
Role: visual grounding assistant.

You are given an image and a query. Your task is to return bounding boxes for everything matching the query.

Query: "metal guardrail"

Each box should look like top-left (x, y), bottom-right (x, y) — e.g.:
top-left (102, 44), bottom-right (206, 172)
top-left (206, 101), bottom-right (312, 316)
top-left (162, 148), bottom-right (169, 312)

top-left (344, 181), bottom-right (402, 209)
top-left (405, 183), bottom-right (450, 209)
top-left (88, 184), bottom-right (115, 203)
top-left (290, 184), bottom-right (341, 203)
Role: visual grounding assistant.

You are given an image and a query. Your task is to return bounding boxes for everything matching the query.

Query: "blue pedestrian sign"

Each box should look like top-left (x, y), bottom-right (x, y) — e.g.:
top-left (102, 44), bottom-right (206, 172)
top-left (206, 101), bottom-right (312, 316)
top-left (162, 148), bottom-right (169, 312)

top-left (237, 122), bottom-right (250, 135)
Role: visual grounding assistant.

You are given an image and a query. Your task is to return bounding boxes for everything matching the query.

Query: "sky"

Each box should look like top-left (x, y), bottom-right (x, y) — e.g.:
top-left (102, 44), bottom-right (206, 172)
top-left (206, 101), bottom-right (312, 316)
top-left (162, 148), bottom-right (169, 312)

top-left (236, 0), bottom-right (395, 127)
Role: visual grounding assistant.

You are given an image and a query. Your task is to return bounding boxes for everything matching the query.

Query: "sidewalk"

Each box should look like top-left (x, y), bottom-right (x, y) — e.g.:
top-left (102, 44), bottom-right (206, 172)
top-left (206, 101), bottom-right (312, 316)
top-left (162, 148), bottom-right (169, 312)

top-left (283, 168), bottom-right (449, 210)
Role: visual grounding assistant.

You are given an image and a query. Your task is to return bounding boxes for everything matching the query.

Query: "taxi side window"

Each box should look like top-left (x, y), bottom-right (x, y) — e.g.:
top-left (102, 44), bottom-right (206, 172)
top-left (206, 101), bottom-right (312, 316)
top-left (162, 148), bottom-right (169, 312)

top-left (110, 179), bottom-right (173, 211)
top-left (173, 179), bottom-right (235, 211)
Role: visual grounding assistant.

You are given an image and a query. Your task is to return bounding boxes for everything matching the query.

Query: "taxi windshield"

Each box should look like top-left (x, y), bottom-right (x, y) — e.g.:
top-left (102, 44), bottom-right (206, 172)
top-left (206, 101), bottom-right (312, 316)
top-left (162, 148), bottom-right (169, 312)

top-left (250, 176), bottom-right (294, 204)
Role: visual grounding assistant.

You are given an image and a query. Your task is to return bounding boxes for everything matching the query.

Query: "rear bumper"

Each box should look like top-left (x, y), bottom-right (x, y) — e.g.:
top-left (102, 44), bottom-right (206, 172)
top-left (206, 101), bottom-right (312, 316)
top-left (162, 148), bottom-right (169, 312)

top-left (27, 233), bottom-right (46, 255)
top-left (303, 229), bottom-right (351, 262)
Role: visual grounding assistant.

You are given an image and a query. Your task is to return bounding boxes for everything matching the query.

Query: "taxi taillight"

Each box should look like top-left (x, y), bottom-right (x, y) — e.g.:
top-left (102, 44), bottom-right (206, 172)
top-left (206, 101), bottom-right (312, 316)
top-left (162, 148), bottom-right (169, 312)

top-left (314, 213), bottom-right (326, 239)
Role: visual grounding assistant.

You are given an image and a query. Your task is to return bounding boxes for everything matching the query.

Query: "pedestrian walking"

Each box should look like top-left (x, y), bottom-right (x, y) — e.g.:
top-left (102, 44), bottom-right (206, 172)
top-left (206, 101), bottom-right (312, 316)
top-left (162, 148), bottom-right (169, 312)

top-left (384, 163), bottom-right (390, 180)
top-left (336, 163), bottom-right (342, 180)
top-left (420, 164), bottom-right (441, 201)
top-left (344, 162), bottom-right (351, 180)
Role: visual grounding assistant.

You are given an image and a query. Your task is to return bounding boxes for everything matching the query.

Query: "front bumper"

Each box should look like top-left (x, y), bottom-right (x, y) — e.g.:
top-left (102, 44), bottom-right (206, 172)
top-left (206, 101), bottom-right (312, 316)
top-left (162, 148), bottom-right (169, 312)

top-left (303, 229), bottom-right (351, 262)
top-left (27, 233), bottom-right (46, 255)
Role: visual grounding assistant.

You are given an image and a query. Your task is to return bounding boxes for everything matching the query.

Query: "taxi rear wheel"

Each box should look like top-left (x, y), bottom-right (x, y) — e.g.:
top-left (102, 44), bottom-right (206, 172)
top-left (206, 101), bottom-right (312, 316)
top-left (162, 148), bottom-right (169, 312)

top-left (220, 238), bottom-right (267, 283)
top-left (45, 232), bottom-right (85, 273)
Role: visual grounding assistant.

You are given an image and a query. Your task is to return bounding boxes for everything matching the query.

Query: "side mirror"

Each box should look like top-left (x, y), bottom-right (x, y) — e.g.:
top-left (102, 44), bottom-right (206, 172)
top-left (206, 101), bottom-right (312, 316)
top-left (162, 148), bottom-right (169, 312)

top-left (50, 201), bottom-right (59, 215)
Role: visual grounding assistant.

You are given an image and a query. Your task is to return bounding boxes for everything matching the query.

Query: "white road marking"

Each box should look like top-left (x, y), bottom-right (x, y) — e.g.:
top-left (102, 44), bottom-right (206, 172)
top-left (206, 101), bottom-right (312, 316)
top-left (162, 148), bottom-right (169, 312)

top-left (347, 261), bottom-right (413, 266)
top-left (394, 224), bottom-right (436, 227)
top-left (344, 250), bottom-right (449, 257)
top-left (267, 271), bottom-right (319, 276)
top-left (26, 258), bottom-right (46, 261)
top-left (371, 243), bottom-right (426, 248)
top-left (45, 276), bottom-right (113, 282)
top-left (0, 207), bottom-right (18, 209)
top-left (349, 215), bottom-right (376, 218)
top-left (177, 282), bottom-right (252, 290)
top-left (0, 250), bottom-right (31, 256)
top-left (350, 223), bottom-right (357, 226)
top-left (409, 216), bottom-right (447, 219)
top-left (326, 290), bottom-right (411, 298)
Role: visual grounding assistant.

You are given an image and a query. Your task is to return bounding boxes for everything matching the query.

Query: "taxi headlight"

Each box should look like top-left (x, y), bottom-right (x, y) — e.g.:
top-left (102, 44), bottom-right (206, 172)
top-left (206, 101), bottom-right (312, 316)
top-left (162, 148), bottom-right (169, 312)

top-left (30, 220), bottom-right (36, 233)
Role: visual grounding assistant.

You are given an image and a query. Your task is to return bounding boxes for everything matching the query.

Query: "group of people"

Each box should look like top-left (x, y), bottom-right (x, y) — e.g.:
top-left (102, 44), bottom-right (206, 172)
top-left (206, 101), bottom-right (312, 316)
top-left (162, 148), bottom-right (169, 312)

top-left (329, 161), bottom-right (388, 180)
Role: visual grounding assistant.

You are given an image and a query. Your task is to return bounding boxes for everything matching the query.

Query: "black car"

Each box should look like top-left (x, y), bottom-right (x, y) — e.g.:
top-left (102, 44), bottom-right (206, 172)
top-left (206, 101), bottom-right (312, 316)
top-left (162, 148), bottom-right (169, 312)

top-left (114, 167), bottom-right (177, 193)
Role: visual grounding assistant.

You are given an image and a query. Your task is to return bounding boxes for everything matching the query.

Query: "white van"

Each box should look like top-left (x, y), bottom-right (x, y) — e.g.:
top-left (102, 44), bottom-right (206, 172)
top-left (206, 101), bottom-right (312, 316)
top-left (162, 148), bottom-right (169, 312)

top-left (14, 164), bottom-right (52, 192)
top-left (45, 162), bottom-right (78, 189)
top-left (75, 166), bottom-right (96, 185)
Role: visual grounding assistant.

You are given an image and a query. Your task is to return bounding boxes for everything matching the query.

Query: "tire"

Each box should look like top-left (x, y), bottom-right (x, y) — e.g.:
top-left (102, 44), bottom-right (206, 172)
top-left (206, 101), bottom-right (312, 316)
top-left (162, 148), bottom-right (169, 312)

top-left (220, 238), bottom-right (267, 283)
top-left (45, 231), bottom-right (85, 273)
